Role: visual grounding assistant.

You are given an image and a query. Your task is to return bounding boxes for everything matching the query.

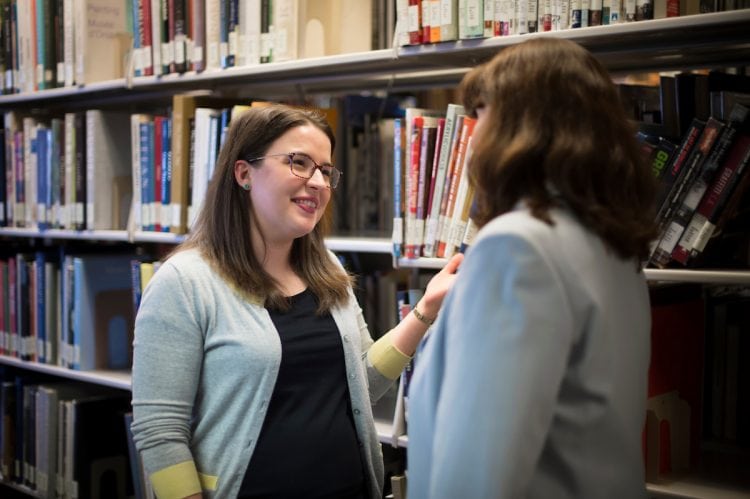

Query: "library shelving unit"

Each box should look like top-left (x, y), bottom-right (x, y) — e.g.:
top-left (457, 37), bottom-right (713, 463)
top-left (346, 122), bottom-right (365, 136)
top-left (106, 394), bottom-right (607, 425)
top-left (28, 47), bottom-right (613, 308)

top-left (1, 8), bottom-right (750, 499)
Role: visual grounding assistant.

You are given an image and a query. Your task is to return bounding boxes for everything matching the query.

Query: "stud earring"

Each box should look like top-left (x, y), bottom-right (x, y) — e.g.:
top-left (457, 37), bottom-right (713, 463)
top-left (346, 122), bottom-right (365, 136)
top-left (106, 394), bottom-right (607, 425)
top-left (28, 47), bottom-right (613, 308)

top-left (242, 183), bottom-right (251, 191)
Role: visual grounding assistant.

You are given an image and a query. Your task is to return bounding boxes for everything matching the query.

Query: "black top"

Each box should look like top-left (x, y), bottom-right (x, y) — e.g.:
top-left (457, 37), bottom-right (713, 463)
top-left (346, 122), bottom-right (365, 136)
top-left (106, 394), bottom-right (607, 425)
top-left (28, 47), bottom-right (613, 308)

top-left (238, 289), bottom-right (366, 499)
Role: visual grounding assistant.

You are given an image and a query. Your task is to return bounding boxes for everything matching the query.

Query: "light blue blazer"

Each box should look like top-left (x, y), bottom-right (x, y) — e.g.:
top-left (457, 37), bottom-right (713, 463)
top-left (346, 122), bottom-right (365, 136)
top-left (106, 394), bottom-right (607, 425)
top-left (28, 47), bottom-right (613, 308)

top-left (408, 205), bottom-right (650, 499)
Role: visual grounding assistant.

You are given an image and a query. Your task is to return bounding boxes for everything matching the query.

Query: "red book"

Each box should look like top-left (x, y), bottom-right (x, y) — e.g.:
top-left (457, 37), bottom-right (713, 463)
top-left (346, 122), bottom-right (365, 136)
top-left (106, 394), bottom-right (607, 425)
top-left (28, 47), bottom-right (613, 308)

top-left (404, 115), bottom-right (423, 259)
top-left (408, 0), bottom-right (422, 45)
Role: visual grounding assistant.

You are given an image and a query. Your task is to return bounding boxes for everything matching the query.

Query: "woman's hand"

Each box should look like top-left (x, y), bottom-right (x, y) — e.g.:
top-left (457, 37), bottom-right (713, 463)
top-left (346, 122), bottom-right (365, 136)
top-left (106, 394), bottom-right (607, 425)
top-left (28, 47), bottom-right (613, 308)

top-left (417, 253), bottom-right (464, 320)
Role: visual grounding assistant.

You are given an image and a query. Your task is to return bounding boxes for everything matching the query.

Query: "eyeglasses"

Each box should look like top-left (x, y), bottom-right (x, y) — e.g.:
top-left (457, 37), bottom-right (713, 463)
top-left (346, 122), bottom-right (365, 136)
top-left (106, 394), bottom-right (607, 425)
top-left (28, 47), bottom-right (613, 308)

top-left (246, 152), bottom-right (342, 189)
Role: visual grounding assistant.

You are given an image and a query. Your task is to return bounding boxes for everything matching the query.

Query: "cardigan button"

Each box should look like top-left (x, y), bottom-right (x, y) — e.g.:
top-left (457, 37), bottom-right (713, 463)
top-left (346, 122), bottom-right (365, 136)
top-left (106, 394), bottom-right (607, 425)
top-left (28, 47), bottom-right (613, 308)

top-left (353, 408), bottom-right (360, 415)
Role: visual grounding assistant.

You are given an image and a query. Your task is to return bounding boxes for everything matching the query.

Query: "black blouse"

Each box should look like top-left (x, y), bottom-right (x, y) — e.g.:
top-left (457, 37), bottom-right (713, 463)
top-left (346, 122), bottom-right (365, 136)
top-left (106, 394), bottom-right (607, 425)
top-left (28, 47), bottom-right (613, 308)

top-left (238, 289), bottom-right (366, 499)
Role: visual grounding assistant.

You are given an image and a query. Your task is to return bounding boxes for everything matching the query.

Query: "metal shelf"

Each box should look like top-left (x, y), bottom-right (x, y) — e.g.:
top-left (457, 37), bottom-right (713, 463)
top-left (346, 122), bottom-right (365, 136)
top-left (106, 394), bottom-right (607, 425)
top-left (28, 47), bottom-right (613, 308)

top-left (0, 355), bottom-right (132, 391)
top-left (0, 227), bottom-right (393, 252)
top-left (1, 11), bottom-right (747, 107)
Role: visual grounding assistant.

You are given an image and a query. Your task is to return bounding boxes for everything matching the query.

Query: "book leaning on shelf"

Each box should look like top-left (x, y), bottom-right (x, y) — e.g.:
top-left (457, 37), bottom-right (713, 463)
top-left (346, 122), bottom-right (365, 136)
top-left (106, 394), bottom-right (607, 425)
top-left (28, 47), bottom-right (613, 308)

top-left (649, 116), bottom-right (725, 267)
top-left (651, 105), bottom-right (749, 267)
top-left (669, 103), bottom-right (750, 265)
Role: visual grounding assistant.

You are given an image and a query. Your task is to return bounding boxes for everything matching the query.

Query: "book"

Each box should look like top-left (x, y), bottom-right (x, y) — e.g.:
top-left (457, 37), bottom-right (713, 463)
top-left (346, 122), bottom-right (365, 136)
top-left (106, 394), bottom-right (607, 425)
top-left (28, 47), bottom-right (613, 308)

top-left (73, 0), bottom-right (131, 85)
top-left (71, 254), bottom-right (137, 371)
top-left (85, 110), bottom-right (133, 230)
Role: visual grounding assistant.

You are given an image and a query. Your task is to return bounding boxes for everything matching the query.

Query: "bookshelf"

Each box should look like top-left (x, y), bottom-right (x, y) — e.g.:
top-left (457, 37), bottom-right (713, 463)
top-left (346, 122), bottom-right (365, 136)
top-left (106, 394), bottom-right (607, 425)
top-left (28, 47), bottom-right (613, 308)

top-left (1, 5), bottom-right (749, 499)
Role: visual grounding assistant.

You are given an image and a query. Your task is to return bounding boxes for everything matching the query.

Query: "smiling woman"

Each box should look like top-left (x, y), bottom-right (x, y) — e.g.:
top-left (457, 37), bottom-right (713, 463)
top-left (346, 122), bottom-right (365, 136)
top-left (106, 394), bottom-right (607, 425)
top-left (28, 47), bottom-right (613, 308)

top-left (129, 103), bottom-right (463, 499)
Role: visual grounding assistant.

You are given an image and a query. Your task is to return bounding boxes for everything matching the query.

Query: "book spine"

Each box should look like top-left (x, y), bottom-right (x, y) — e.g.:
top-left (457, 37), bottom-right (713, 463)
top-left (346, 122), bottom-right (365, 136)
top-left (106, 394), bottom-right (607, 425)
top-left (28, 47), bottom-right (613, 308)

top-left (404, 115), bottom-right (423, 259)
top-left (392, 118), bottom-right (404, 260)
top-left (161, 116), bottom-right (172, 232)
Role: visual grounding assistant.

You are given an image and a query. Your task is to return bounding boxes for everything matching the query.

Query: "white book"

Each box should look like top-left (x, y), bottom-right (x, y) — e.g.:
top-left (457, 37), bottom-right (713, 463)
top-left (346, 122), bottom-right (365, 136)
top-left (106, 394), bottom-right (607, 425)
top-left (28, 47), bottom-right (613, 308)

top-left (205, 0), bottom-right (222, 70)
top-left (273, 0), bottom-right (299, 62)
top-left (151, 0), bottom-right (163, 75)
top-left (239, 0), bottom-right (261, 66)
top-left (23, 117), bottom-right (38, 229)
top-left (188, 107), bottom-right (222, 228)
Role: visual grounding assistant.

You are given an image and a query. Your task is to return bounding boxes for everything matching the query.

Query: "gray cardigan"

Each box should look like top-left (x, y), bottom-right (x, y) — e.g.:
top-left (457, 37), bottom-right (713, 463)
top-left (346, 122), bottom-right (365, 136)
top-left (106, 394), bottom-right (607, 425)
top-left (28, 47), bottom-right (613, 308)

top-left (131, 249), bottom-right (407, 498)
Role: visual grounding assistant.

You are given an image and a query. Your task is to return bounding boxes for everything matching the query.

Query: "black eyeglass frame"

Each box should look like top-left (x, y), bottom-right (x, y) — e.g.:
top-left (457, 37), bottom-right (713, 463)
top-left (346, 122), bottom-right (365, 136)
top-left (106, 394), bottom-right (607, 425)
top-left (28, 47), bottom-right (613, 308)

top-left (246, 152), bottom-right (342, 189)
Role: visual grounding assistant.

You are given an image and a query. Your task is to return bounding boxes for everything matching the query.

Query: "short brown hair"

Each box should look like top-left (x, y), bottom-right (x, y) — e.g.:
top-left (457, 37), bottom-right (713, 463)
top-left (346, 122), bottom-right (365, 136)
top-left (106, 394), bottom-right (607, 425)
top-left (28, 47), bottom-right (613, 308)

top-left (460, 38), bottom-right (658, 262)
top-left (178, 104), bottom-right (352, 312)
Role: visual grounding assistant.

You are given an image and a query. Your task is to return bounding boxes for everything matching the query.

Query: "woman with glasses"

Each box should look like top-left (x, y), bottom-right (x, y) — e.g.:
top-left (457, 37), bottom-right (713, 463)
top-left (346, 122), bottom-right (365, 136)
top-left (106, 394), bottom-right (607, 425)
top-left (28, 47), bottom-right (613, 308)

top-left (131, 104), bottom-right (462, 499)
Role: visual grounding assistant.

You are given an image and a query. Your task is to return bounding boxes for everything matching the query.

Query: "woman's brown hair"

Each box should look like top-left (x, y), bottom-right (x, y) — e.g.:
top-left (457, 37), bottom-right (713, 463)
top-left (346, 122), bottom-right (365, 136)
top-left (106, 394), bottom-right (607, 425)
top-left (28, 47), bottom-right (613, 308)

top-left (461, 38), bottom-right (658, 262)
top-left (177, 104), bottom-right (352, 312)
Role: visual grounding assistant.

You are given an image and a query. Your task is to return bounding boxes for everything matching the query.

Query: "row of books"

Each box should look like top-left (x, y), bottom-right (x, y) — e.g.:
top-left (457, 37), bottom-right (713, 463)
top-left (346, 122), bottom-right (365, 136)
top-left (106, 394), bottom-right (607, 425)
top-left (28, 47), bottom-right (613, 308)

top-left (392, 104), bottom-right (479, 260)
top-left (400, 0), bottom-right (664, 46)
top-left (646, 98), bottom-right (750, 268)
top-left (0, 96), bottom-right (254, 233)
top-left (392, 86), bottom-right (750, 266)
top-left (0, 372), bottom-right (148, 498)
top-left (0, 0), bottom-right (382, 95)
top-left (0, 0), bottom-right (131, 95)
top-left (0, 251), bottom-right (156, 372)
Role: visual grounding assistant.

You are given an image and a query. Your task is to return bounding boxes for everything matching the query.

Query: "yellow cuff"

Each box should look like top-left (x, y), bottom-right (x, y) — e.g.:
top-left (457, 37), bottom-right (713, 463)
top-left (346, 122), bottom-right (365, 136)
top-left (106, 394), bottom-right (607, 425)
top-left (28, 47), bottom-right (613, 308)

top-left (367, 331), bottom-right (411, 380)
top-left (150, 460), bottom-right (203, 498)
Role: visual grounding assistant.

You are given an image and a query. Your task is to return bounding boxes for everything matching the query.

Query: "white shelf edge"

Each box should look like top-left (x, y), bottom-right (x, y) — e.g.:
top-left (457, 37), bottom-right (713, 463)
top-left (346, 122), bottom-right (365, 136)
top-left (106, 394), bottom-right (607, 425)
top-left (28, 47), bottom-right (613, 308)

top-left (643, 269), bottom-right (750, 285)
top-left (325, 236), bottom-right (393, 253)
top-left (374, 417), bottom-right (408, 448)
top-left (0, 355), bottom-right (132, 391)
top-left (647, 477), bottom-right (750, 499)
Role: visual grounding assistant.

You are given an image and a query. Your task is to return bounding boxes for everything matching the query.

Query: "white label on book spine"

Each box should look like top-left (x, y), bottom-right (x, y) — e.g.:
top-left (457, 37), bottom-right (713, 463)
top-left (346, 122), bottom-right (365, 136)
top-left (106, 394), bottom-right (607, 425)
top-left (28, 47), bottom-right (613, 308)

top-left (133, 48), bottom-right (144, 73)
top-left (57, 63), bottom-right (65, 84)
top-left (193, 44), bottom-right (204, 64)
top-left (692, 219), bottom-right (716, 253)
top-left (75, 203), bottom-right (83, 226)
top-left (176, 36), bottom-right (187, 65)
top-left (229, 32), bottom-right (239, 58)
top-left (144, 46), bottom-right (153, 69)
top-left (392, 217), bottom-right (403, 245)
top-left (172, 204), bottom-right (182, 228)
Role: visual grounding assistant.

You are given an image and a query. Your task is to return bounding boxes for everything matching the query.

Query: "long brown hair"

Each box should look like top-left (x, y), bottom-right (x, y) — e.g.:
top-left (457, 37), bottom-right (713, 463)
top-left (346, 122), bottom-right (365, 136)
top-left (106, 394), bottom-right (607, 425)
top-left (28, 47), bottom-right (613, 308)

top-left (177, 104), bottom-right (352, 312)
top-left (461, 38), bottom-right (658, 262)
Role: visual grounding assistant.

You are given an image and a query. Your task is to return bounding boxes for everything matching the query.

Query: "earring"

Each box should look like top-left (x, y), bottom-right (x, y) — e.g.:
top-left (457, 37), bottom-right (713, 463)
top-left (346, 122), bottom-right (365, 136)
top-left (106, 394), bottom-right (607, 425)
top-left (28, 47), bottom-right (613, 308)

top-left (242, 183), bottom-right (251, 191)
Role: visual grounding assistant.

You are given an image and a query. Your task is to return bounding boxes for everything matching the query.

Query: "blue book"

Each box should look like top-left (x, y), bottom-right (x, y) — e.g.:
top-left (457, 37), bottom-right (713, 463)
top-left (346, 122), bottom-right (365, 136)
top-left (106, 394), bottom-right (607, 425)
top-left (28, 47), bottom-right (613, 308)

top-left (161, 117), bottom-right (172, 232)
top-left (71, 255), bottom-right (136, 371)
top-left (139, 120), bottom-right (154, 231)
